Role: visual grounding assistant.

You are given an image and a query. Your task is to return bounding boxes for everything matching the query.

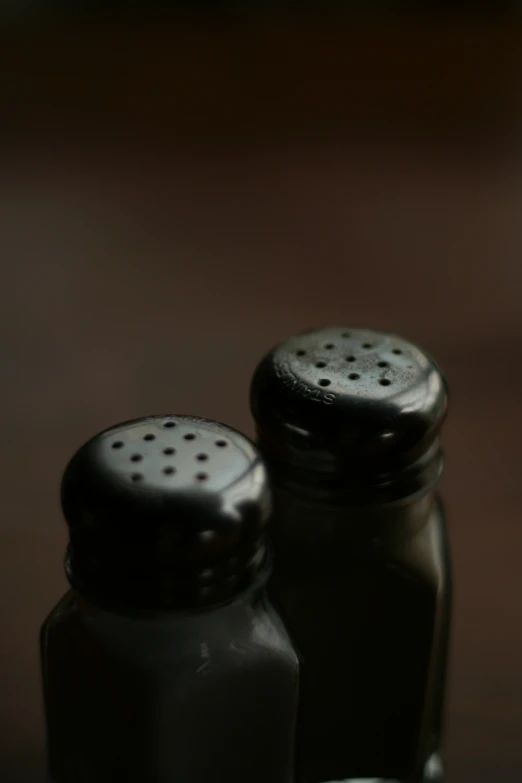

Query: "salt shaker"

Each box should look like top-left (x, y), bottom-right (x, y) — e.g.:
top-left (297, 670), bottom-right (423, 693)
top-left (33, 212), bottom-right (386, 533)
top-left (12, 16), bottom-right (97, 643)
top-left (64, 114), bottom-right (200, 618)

top-left (41, 414), bottom-right (299, 783)
top-left (250, 327), bottom-right (451, 783)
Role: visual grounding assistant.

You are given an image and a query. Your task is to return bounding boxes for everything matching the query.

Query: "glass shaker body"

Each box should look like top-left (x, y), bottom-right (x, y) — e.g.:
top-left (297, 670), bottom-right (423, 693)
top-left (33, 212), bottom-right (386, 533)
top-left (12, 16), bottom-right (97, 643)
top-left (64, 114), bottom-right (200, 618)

top-left (268, 489), bottom-right (450, 783)
top-left (42, 573), bottom-right (298, 783)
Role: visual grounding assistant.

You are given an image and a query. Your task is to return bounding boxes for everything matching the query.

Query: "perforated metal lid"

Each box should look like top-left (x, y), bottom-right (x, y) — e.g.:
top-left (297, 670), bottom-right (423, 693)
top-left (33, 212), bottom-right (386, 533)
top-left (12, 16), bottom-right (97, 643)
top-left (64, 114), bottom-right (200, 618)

top-left (62, 415), bottom-right (271, 610)
top-left (250, 327), bottom-right (448, 504)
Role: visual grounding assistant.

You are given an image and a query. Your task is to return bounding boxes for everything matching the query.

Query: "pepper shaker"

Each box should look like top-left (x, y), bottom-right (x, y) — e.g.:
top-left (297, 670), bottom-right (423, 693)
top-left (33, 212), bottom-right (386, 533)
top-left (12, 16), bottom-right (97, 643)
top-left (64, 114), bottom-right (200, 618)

top-left (41, 414), bottom-right (299, 783)
top-left (250, 327), bottom-right (451, 783)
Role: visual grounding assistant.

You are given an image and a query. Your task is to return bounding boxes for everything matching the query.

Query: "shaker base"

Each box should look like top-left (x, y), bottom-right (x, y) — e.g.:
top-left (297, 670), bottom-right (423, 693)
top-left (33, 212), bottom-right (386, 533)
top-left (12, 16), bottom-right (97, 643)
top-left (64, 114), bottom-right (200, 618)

top-left (320, 751), bottom-right (444, 783)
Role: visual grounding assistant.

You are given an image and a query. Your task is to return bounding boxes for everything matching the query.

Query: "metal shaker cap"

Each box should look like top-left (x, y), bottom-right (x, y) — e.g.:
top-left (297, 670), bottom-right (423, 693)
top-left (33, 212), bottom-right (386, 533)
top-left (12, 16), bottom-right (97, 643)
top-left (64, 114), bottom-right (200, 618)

top-left (61, 415), bottom-right (271, 610)
top-left (250, 327), bottom-right (448, 504)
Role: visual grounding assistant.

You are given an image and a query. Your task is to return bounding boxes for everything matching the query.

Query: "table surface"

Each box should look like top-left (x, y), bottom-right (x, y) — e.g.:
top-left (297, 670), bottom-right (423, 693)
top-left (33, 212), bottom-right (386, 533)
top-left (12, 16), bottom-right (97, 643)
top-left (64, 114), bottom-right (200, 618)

top-left (1, 100), bottom-right (521, 781)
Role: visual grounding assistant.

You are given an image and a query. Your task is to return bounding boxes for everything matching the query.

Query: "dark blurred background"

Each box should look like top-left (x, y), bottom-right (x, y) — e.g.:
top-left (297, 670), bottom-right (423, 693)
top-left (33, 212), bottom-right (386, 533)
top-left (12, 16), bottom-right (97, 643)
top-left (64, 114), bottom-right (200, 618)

top-left (1, 6), bottom-right (522, 783)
